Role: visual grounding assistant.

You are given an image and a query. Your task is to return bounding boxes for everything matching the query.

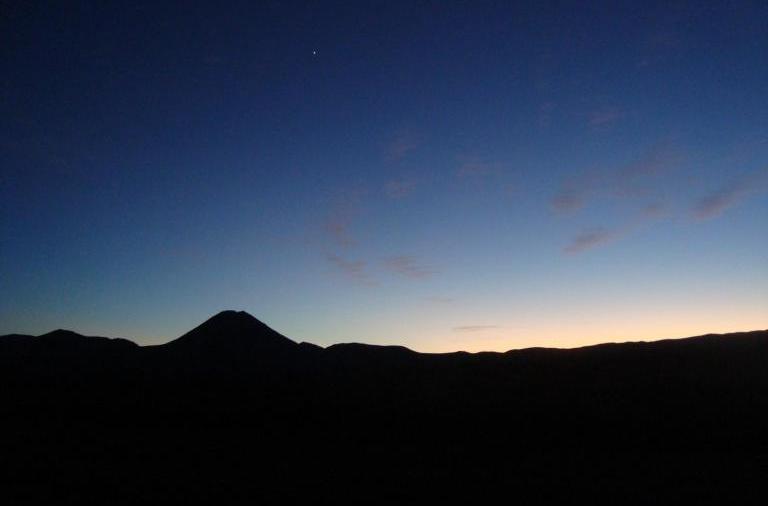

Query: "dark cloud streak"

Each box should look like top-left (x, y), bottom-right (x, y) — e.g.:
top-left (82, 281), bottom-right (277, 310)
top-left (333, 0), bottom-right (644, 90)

top-left (384, 179), bottom-right (417, 199)
top-left (563, 228), bottom-right (620, 255)
top-left (551, 143), bottom-right (681, 214)
top-left (692, 168), bottom-right (768, 220)
top-left (383, 256), bottom-right (436, 279)
top-left (327, 254), bottom-right (374, 285)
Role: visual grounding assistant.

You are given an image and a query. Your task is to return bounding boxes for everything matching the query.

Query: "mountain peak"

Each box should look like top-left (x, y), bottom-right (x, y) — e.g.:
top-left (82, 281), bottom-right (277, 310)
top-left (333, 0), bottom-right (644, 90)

top-left (207, 310), bottom-right (259, 324)
top-left (195, 310), bottom-right (276, 335)
top-left (39, 329), bottom-right (85, 339)
top-left (165, 310), bottom-right (297, 353)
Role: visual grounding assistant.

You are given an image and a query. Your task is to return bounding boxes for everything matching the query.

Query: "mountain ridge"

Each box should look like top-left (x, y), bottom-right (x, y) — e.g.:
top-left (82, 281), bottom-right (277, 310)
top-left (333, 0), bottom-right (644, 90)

top-left (2, 311), bottom-right (768, 501)
top-left (1, 310), bottom-right (766, 355)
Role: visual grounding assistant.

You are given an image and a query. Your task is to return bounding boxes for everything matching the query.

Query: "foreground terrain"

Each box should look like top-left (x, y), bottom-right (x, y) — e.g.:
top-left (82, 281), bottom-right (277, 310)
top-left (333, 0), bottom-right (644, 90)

top-left (2, 311), bottom-right (767, 502)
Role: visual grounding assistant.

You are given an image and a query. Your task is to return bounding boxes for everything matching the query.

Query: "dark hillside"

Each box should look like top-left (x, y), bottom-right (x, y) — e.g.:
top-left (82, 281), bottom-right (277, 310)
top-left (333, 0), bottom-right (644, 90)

top-left (2, 314), bottom-right (767, 502)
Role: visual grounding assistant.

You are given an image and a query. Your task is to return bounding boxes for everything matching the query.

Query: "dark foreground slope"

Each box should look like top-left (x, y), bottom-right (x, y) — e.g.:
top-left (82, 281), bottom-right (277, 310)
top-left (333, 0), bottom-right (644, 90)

top-left (2, 311), bottom-right (767, 503)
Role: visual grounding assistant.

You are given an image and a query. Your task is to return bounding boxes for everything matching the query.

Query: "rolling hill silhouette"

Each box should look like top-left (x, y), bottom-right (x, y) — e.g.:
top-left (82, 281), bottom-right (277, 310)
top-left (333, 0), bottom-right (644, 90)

top-left (2, 311), bottom-right (767, 502)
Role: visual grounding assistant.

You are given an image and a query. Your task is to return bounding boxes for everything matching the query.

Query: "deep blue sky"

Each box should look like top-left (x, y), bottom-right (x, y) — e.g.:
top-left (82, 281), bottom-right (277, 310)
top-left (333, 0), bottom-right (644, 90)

top-left (2, 1), bottom-right (767, 351)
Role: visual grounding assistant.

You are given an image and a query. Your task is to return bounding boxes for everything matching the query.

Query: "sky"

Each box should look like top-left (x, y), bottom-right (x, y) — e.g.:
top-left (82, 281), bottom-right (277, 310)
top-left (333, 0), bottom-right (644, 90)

top-left (1, 1), bottom-right (767, 352)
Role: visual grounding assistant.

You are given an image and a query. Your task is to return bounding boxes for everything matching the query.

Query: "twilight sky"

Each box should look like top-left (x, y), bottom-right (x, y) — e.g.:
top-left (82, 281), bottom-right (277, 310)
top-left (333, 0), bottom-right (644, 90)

top-left (2, 1), bottom-right (767, 352)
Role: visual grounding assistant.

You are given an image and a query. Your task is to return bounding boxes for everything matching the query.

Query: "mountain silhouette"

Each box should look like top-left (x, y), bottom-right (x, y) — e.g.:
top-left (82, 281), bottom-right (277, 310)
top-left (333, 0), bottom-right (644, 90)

top-left (1, 328), bottom-right (137, 349)
top-left (163, 310), bottom-right (298, 353)
top-left (36, 329), bottom-right (138, 350)
top-left (2, 312), bottom-right (767, 502)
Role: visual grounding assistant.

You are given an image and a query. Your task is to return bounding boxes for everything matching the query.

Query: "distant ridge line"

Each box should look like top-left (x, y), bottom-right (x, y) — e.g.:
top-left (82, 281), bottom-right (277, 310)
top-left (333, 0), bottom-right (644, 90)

top-left (1, 309), bottom-right (766, 355)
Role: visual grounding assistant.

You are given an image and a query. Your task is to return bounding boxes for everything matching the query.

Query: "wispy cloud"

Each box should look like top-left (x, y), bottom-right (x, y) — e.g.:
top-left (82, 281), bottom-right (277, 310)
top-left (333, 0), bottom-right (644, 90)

top-left (562, 205), bottom-right (667, 255)
top-left (642, 202), bottom-right (667, 218)
top-left (588, 107), bottom-right (624, 126)
top-left (538, 101), bottom-right (556, 127)
top-left (384, 179), bottom-right (417, 199)
top-left (637, 26), bottom-right (685, 67)
top-left (453, 325), bottom-right (502, 332)
top-left (693, 188), bottom-right (748, 220)
top-left (621, 142), bottom-right (680, 180)
top-left (383, 256), bottom-right (436, 279)
top-left (552, 143), bottom-right (681, 214)
top-left (325, 216), bottom-right (353, 247)
top-left (388, 130), bottom-right (418, 160)
top-left (551, 181), bottom-right (591, 213)
top-left (563, 227), bottom-right (621, 255)
top-left (327, 254), bottom-right (374, 285)
top-left (457, 158), bottom-right (499, 178)
top-left (324, 190), bottom-right (364, 248)
top-left (692, 168), bottom-right (768, 220)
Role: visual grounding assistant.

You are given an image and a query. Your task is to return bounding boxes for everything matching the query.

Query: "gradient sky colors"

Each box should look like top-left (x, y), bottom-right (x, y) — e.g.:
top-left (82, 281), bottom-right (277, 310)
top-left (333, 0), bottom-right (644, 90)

top-left (2, 1), bottom-right (767, 352)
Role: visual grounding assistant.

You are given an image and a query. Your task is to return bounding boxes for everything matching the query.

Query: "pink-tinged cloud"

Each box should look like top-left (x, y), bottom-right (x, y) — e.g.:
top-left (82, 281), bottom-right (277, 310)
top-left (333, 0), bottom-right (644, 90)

top-left (692, 168), bottom-right (768, 220)
top-left (383, 256), bottom-right (436, 279)
top-left (325, 218), bottom-right (353, 247)
top-left (551, 170), bottom-right (599, 213)
top-left (693, 189), bottom-right (745, 220)
top-left (551, 190), bottom-right (587, 213)
top-left (324, 190), bottom-right (365, 248)
top-left (457, 159), bottom-right (499, 178)
top-left (564, 228), bottom-right (620, 254)
top-left (538, 101), bottom-right (556, 127)
top-left (453, 325), bottom-right (501, 332)
top-left (388, 131), bottom-right (418, 159)
top-left (642, 202), bottom-right (667, 218)
top-left (327, 254), bottom-right (374, 285)
top-left (588, 107), bottom-right (624, 126)
top-left (384, 179), bottom-right (417, 199)
top-left (561, 204), bottom-right (666, 255)
top-left (622, 142), bottom-right (681, 179)
top-left (551, 143), bottom-right (681, 214)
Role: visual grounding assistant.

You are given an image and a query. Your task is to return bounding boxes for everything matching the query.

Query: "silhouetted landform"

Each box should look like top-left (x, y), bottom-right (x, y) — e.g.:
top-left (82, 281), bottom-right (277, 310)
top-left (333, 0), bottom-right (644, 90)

top-left (2, 310), bottom-right (767, 502)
